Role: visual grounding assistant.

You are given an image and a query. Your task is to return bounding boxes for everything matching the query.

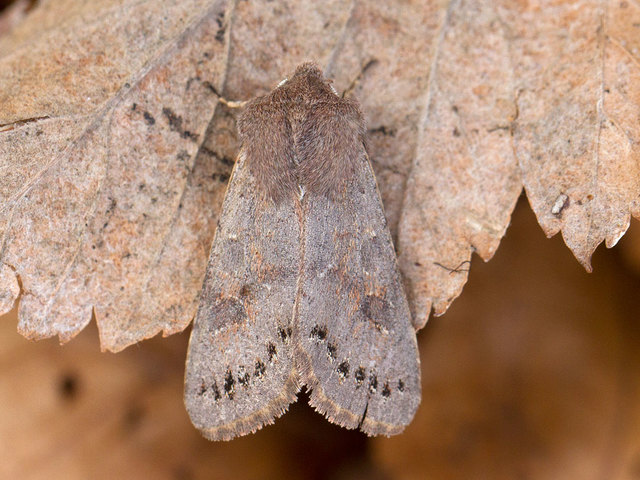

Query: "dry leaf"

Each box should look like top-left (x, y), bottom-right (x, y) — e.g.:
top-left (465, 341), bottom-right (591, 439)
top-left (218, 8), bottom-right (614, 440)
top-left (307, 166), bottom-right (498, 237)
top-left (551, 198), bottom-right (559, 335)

top-left (504, 1), bottom-right (640, 269)
top-left (1, 0), bottom-right (639, 350)
top-left (398, 1), bottom-right (521, 326)
top-left (1, 0), bottom-right (231, 350)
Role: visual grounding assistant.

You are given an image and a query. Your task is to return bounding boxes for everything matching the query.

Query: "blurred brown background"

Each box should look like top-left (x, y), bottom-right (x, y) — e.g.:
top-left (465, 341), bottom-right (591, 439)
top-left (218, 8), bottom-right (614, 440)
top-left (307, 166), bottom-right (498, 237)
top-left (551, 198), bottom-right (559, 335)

top-left (2, 197), bottom-right (640, 479)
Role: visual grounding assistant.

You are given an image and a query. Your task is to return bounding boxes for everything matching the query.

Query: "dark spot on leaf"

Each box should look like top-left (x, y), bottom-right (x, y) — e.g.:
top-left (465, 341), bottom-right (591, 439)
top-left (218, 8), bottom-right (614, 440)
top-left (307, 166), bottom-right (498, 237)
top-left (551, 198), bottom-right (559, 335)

top-left (185, 76), bottom-right (198, 91)
top-left (267, 342), bottom-right (277, 362)
top-left (106, 197), bottom-right (117, 214)
top-left (220, 155), bottom-right (235, 166)
top-left (398, 379), bottom-right (405, 392)
top-left (368, 125), bottom-right (396, 137)
top-left (177, 150), bottom-right (191, 162)
top-left (215, 11), bottom-right (226, 42)
top-left (211, 173), bottom-right (230, 183)
top-left (224, 369), bottom-right (235, 399)
top-left (337, 361), bottom-right (350, 379)
top-left (162, 107), bottom-right (199, 141)
top-left (310, 324), bottom-right (327, 341)
top-left (355, 367), bottom-right (365, 387)
top-left (202, 81), bottom-right (220, 96)
top-left (254, 359), bottom-right (266, 378)
top-left (382, 382), bottom-right (391, 398)
top-left (163, 107), bottom-right (182, 130)
top-left (143, 111), bottom-right (155, 125)
top-left (369, 373), bottom-right (378, 393)
top-left (184, 129), bottom-right (197, 140)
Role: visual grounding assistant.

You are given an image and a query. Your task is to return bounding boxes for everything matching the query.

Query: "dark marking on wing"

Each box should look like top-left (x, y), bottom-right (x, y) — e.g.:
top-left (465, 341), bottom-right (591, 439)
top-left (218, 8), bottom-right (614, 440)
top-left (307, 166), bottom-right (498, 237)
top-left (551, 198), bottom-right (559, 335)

top-left (212, 381), bottom-right (221, 401)
top-left (208, 298), bottom-right (247, 328)
top-left (254, 359), bottom-right (266, 378)
top-left (382, 382), bottom-right (391, 399)
top-left (238, 367), bottom-right (250, 388)
top-left (198, 380), bottom-right (207, 396)
top-left (326, 342), bottom-right (337, 360)
top-left (224, 369), bottom-right (235, 399)
top-left (310, 324), bottom-right (327, 341)
top-left (278, 326), bottom-right (292, 343)
top-left (361, 294), bottom-right (389, 332)
top-left (368, 372), bottom-right (378, 394)
top-left (337, 361), bottom-right (350, 379)
top-left (267, 342), bottom-right (277, 362)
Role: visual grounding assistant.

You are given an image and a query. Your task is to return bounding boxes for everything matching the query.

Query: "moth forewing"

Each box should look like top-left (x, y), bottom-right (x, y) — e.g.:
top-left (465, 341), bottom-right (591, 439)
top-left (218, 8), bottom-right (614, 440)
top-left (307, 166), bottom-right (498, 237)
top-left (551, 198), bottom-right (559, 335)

top-left (295, 149), bottom-right (421, 436)
top-left (184, 151), bottom-right (301, 441)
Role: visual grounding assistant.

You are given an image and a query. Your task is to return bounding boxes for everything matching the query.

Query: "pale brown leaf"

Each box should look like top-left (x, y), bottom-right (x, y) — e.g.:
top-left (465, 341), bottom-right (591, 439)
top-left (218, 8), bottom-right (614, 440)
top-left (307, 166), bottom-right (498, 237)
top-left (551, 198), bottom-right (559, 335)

top-left (398, 0), bottom-right (521, 327)
top-left (0, 0), bottom-right (231, 351)
top-left (503, 0), bottom-right (640, 270)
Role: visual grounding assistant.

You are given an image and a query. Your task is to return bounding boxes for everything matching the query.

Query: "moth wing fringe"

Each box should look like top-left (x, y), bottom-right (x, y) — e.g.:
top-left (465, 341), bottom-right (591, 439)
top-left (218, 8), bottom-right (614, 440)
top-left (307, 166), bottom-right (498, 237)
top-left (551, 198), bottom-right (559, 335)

top-left (199, 372), bottom-right (301, 441)
top-left (294, 345), bottom-right (405, 436)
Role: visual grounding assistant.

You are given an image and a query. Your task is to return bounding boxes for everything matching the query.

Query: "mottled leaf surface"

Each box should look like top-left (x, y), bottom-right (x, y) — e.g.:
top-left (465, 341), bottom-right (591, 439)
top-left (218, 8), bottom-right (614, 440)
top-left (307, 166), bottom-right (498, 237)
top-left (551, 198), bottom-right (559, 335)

top-left (501, 0), bottom-right (640, 270)
top-left (0, 0), bottom-right (232, 350)
top-left (1, 0), bottom-right (639, 349)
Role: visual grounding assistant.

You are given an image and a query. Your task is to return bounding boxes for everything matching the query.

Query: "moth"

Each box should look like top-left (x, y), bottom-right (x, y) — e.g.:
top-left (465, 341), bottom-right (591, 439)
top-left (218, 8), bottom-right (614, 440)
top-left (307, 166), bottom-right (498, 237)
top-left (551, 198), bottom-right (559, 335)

top-left (184, 63), bottom-right (420, 440)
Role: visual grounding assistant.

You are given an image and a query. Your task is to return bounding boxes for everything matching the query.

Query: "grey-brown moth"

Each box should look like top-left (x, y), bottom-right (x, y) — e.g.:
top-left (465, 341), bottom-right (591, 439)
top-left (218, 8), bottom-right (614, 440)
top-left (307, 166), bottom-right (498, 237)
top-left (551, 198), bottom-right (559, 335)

top-left (184, 63), bottom-right (420, 440)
